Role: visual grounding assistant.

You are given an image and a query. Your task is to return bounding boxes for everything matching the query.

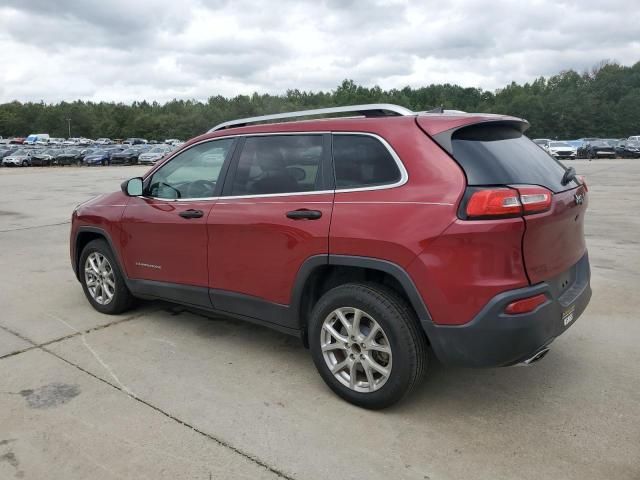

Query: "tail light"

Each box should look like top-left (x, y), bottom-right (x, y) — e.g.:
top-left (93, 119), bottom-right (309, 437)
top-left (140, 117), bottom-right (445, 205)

top-left (464, 185), bottom-right (552, 219)
top-left (504, 293), bottom-right (547, 314)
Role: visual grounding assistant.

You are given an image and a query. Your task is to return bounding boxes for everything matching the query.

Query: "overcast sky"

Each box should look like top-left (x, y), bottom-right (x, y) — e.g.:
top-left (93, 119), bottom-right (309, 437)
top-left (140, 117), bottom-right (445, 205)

top-left (0, 0), bottom-right (638, 104)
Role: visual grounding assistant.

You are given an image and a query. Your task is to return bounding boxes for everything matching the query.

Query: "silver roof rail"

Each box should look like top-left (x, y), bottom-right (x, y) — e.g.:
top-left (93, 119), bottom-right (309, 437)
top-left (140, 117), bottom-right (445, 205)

top-left (208, 103), bottom-right (415, 132)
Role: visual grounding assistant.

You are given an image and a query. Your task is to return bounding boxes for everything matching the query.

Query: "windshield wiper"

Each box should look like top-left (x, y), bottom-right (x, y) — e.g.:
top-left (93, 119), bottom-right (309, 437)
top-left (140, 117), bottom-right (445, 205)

top-left (561, 166), bottom-right (577, 186)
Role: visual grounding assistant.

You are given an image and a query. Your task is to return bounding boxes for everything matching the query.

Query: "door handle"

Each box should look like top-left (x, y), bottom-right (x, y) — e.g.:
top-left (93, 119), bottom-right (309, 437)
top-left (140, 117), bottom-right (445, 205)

top-left (286, 209), bottom-right (322, 220)
top-left (179, 209), bottom-right (204, 219)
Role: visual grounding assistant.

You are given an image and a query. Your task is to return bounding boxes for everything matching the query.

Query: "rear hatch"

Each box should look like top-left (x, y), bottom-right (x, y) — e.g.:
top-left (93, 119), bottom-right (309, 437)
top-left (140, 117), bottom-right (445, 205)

top-left (420, 117), bottom-right (588, 285)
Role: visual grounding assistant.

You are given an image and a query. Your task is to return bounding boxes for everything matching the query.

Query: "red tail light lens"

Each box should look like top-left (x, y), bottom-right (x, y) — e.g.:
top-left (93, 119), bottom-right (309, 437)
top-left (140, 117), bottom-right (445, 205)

top-left (464, 185), bottom-right (553, 219)
top-left (515, 186), bottom-right (552, 214)
top-left (465, 188), bottom-right (522, 218)
top-left (504, 293), bottom-right (547, 314)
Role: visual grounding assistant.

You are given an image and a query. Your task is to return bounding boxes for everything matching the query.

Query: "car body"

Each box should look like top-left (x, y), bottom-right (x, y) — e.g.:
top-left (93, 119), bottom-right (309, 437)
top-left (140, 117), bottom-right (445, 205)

top-left (576, 138), bottom-right (601, 158)
top-left (3, 150), bottom-right (32, 166)
top-left (83, 150), bottom-right (112, 166)
top-left (123, 138), bottom-right (148, 145)
top-left (0, 147), bottom-right (19, 160)
top-left (164, 139), bottom-right (182, 146)
top-left (532, 138), bottom-right (551, 150)
top-left (31, 149), bottom-right (57, 166)
top-left (547, 141), bottom-right (576, 159)
top-left (627, 135), bottom-right (640, 143)
top-left (24, 133), bottom-right (50, 145)
top-left (138, 146), bottom-right (171, 165)
top-left (616, 139), bottom-right (640, 158)
top-left (70, 104), bottom-right (591, 409)
top-left (583, 140), bottom-right (616, 159)
top-left (110, 148), bottom-right (141, 165)
top-left (95, 138), bottom-right (113, 145)
top-left (55, 149), bottom-right (84, 165)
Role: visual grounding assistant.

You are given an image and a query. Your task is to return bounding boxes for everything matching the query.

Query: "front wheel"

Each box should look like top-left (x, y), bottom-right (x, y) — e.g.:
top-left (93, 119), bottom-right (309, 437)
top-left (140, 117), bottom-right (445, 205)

top-left (79, 239), bottom-right (134, 314)
top-left (22, 160), bottom-right (29, 167)
top-left (308, 283), bottom-right (428, 409)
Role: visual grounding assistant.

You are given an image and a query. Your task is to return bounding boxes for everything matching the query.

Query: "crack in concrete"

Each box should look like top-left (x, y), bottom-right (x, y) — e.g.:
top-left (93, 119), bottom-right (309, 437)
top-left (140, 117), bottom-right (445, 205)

top-left (0, 312), bottom-right (297, 480)
top-left (0, 312), bottom-right (145, 360)
top-left (0, 221), bottom-right (71, 233)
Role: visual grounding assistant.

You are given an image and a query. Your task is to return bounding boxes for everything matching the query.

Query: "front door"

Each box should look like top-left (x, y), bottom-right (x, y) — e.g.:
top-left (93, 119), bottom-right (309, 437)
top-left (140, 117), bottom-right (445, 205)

top-left (207, 134), bottom-right (333, 328)
top-left (120, 138), bottom-right (236, 291)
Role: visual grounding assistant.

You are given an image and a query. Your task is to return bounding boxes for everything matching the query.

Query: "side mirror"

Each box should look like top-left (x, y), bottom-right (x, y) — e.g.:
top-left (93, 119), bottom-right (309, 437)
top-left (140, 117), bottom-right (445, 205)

top-left (121, 177), bottom-right (143, 196)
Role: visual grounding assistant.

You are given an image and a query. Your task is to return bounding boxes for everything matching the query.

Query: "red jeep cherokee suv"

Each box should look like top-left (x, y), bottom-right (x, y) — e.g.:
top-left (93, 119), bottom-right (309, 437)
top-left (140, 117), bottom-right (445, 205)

top-left (70, 104), bottom-right (591, 408)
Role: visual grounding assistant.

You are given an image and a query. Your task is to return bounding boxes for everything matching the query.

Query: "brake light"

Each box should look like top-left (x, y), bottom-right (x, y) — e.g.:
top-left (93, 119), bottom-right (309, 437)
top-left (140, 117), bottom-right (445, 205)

top-left (464, 185), bottom-right (552, 219)
top-left (515, 186), bottom-right (552, 214)
top-left (465, 188), bottom-right (522, 218)
top-left (504, 293), bottom-right (547, 314)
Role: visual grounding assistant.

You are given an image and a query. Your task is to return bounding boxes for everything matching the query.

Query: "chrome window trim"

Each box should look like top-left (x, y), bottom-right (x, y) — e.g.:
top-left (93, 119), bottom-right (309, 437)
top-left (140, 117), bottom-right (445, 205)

top-left (143, 131), bottom-right (408, 202)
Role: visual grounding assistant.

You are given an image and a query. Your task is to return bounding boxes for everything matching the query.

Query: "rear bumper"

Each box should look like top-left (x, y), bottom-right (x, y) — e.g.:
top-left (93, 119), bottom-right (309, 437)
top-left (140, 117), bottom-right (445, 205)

top-left (423, 252), bottom-right (591, 367)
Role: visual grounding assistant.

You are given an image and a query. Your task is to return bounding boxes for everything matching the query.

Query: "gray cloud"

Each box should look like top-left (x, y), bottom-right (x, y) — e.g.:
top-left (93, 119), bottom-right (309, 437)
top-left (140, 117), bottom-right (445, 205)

top-left (0, 0), bottom-right (638, 103)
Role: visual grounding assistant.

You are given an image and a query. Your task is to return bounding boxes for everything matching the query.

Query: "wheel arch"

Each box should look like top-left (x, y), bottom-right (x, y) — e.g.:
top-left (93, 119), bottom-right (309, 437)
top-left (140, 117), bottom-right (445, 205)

top-left (74, 227), bottom-right (127, 281)
top-left (292, 255), bottom-right (433, 346)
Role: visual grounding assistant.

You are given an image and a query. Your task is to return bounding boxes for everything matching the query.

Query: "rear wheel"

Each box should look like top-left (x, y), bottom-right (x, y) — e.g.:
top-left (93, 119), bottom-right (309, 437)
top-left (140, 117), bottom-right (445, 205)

top-left (79, 239), bottom-right (134, 314)
top-left (308, 283), bottom-right (427, 409)
top-left (22, 160), bottom-right (28, 167)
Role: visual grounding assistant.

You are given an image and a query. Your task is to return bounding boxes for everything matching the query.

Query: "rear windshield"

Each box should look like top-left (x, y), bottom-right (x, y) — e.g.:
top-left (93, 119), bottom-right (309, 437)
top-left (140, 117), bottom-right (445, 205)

top-left (450, 124), bottom-right (579, 192)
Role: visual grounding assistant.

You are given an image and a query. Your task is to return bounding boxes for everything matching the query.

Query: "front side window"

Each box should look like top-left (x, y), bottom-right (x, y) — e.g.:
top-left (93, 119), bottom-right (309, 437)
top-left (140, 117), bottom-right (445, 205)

top-left (332, 134), bottom-right (401, 189)
top-left (231, 135), bottom-right (323, 195)
top-left (148, 138), bottom-right (234, 199)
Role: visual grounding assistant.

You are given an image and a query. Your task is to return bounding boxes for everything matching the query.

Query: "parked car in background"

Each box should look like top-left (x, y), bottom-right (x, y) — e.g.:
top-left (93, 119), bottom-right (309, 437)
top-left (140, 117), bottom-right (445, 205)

top-left (83, 150), bottom-right (112, 166)
top-left (49, 138), bottom-right (65, 145)
top-left (547, 141), bottom-right (576, 160)
top-left (583, 140), bottom-right (616, 159)
top-left (533, 138), bottom-right (551, 150)
top-left (123, 138), bottom-right (148, 145)
top-left (55, 148), bottom-right (84, 165)
top-left (2, 150), bottom-right (32, 166)
top-left (31, 149), bottom-right (57, 166)
top-left (616, 139), bottom-right (640, 158)
top-left (10, 138), bottom-right (25, 144)
top-left (0, 147), bottom-right (19, 160)
top-left (577, 138), bottom-right (600, 158)
top-left (110, 148), bottom-right (141, 165)
top-left (95, 138), bottom-right (113, 145)
top-left (627, 135), bottom-right (640, 142)
top-left (138, 146), bottom-right (171, 165)
top-left (24, 133), bottom-right (50, 145)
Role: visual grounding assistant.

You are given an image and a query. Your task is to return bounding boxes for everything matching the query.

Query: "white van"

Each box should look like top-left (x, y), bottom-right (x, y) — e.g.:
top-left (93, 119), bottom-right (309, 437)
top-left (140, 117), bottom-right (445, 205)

top-left (24, 133), bottom-right (50, 145)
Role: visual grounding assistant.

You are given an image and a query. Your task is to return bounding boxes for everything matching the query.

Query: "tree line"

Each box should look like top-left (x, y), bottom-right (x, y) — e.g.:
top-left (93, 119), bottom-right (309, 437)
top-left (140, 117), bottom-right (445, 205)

top-left (0, 61), bottom-right (638, 141)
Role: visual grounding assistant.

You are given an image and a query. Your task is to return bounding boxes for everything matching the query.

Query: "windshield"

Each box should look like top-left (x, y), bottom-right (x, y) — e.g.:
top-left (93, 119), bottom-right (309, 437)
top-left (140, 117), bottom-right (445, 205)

top-left (550, 142), bottom-right (570, 148)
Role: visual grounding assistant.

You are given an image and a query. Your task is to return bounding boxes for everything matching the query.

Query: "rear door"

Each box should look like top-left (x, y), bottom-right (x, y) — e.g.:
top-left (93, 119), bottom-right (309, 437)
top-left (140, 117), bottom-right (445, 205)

top-left (432, 121), bottom-right (587, 284)
top-left (207, 134), bottom-right (333, 329)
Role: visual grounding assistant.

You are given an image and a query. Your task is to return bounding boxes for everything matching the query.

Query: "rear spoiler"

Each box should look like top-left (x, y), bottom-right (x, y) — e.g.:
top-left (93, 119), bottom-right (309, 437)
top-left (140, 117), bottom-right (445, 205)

top-left (423, 118), bottom-right (530, 154)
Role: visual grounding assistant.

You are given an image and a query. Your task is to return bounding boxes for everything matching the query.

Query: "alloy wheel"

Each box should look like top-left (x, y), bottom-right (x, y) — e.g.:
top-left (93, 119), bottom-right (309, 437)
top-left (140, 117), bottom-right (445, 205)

top-left (84, 252), bottom-right (116, 305)
top-left (320, 307), bottom-right (392, 393)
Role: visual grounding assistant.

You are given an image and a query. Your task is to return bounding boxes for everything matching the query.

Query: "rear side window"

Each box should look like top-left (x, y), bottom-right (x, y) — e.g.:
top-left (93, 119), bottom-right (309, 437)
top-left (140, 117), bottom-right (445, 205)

top-left (332, 135), bottom-right (401, 189)
top-left (231, 135), bottom-right (323, 195)
top-left (451, 125), bottom-right (579, 192)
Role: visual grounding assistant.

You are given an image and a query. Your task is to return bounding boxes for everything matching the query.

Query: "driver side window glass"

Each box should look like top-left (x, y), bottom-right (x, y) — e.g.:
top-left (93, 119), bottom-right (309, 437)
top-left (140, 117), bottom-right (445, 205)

top-left (148, 139), bottom-right (233, 199)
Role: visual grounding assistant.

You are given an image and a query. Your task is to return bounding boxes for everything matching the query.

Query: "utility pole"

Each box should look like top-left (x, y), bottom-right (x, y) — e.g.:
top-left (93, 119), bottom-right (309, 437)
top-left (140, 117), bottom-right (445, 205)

top-left (66, 118), bottom-right (71, 138)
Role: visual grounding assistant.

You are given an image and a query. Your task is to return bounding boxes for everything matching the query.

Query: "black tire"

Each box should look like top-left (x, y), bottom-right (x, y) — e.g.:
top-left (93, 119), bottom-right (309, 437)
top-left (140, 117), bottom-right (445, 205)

top-left (79, 239), bottom-right (134, 315)
top-left (308, 283), bottom-right (428, 409)
top-left (22, 160), bottom-right (29, 167)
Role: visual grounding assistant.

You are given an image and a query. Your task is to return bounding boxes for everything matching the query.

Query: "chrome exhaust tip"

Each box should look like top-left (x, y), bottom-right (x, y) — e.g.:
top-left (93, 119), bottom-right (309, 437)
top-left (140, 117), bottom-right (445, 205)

top-left (515, 347), bottom-right (550, 367)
